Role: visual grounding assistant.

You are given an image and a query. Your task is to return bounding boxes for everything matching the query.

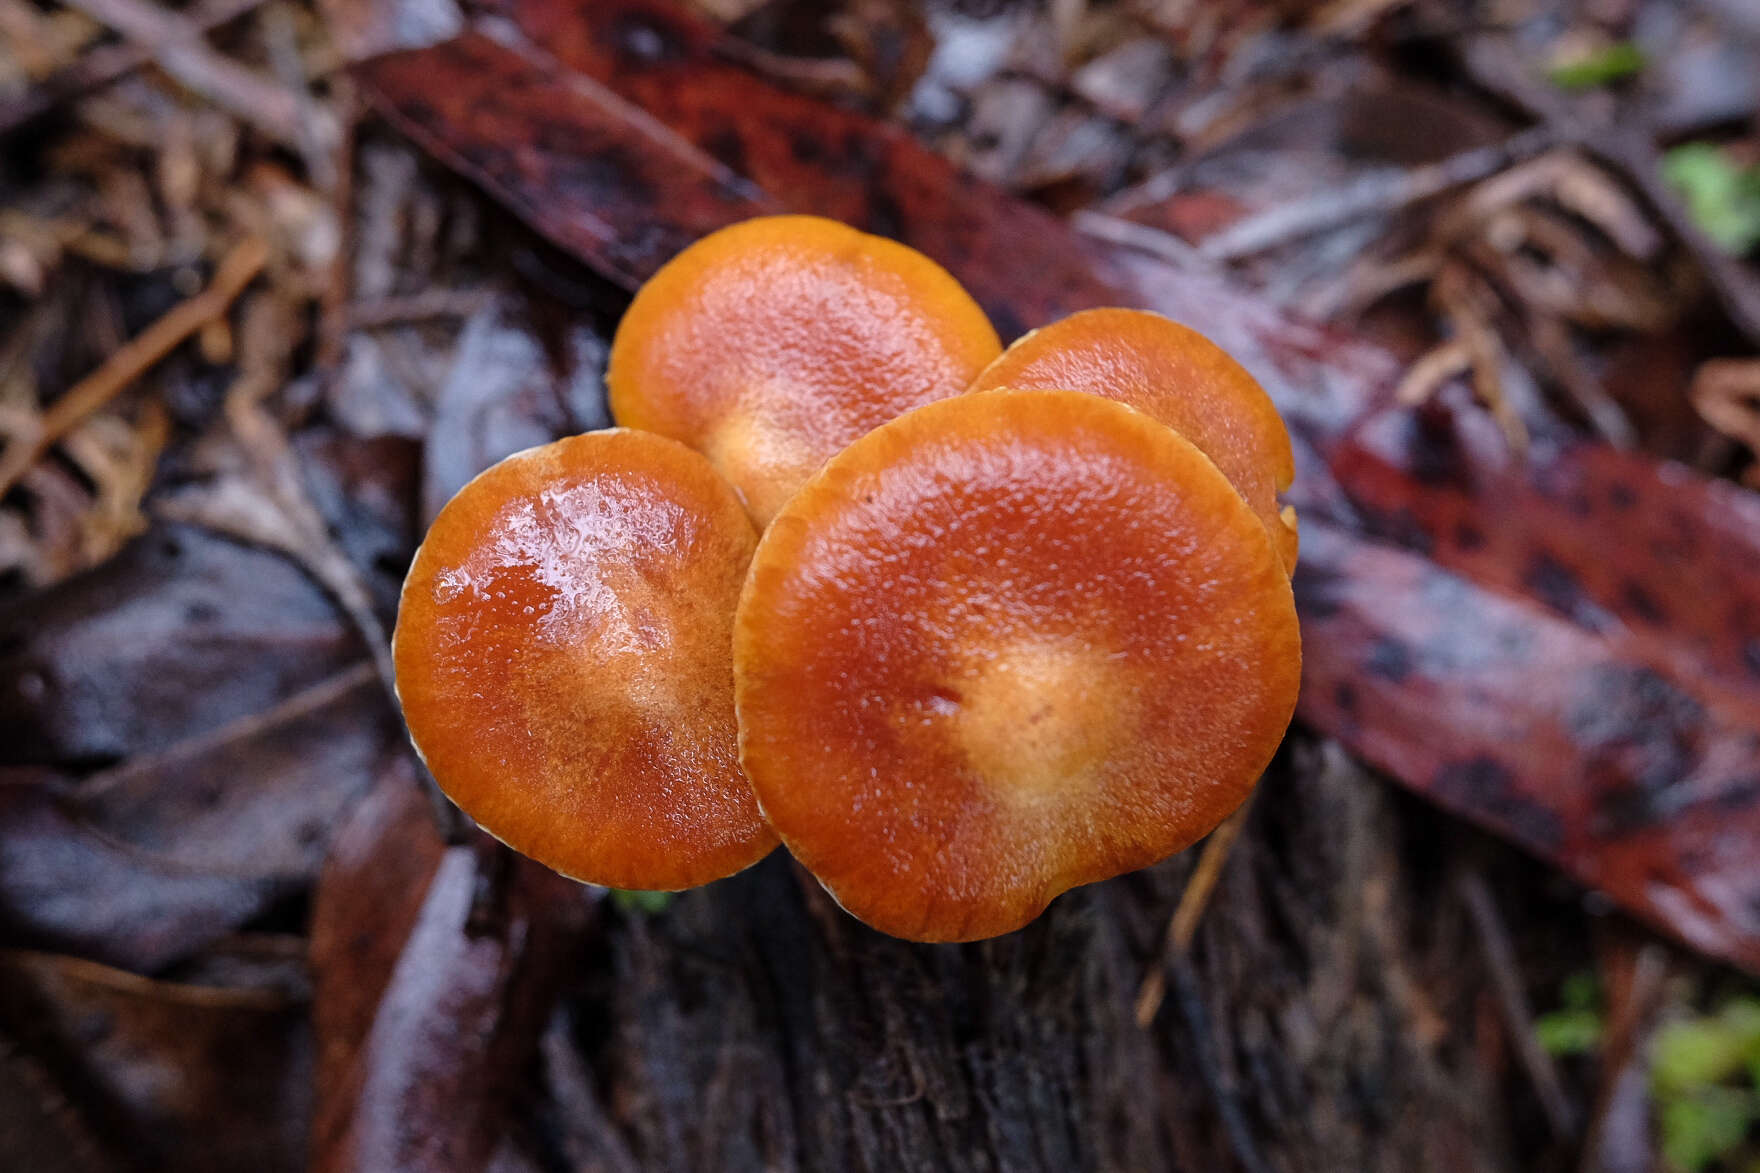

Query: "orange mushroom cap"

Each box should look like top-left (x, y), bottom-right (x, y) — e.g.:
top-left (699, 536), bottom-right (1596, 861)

top-left (734, 390), bottom-right (1301, 942)
top-left (607, 215), bottom-right (1002, 527)
top-left (967, 307), bottom-right (1299, 572)
top-left (393, 429), bottom-right (775, 890)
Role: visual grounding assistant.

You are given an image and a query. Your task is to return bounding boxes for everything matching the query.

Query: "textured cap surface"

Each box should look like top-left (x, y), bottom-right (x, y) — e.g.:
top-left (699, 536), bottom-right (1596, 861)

top-left (969, 307), bottom-right (1298, 571)
top-left (734, 390), bottom-right (1301, 941)
top-left (394, 429), bottom-right (774, 890)
top-left (608, 215), bottom-right (1001, 525)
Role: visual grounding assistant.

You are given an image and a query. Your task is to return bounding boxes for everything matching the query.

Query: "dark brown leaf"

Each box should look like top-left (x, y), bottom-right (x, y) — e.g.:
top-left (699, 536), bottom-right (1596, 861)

top-left (0, 949), bottom-right (312, 1173)
top-left (308, 763), bottom-right (447, 1146)
top-left (358, 0), bottom-right (1121, 337)
top-left (0, 663), bottom-right (398, 970)
top-left (0, 523), bottom-right (362, 769)
top-left (1295, 519), bottom-right (1760, 964)
top-left (310, 772), bottom-right (588, 1173)
top-left (0, 771), bottom-right (281, 972)
top-left (65, 665), bottom-right (399, 880)
top-left (359, 30), bottom-right (775, 291)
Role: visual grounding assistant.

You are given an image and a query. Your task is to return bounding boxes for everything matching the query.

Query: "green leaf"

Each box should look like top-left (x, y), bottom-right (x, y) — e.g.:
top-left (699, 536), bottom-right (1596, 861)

top-left (1561, 970), bottom-right (1601, 1011)
top-left (1653, 1000), bottom-right (1760, 1096)
top-left (1662, 143), bottom-right (1760, 256)
top-left (1536, 1006), bottom-right (1603, 1055)
top-left (610, 888), bottom-right (674, 915)
top-left (1659, 1086), bottom-right (1756, 1173)
top-left (1547, 42), bottom-right (1646, 91)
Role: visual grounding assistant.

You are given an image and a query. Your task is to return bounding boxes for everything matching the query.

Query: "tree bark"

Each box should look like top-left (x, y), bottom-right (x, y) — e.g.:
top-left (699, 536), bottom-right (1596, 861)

top-left (513, 735), bottom-right (1514, 1173)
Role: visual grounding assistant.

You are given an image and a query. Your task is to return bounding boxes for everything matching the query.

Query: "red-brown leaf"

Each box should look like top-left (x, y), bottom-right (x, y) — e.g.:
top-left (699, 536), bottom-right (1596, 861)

top-left (309, 771), bottom-right (587, 1173)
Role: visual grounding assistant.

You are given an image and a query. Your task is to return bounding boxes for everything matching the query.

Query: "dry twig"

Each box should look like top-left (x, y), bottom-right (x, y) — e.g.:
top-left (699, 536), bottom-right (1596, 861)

top-left (0, 0), bottom-right (268, 135)
top-left (0, 235), bottom-right (268, 497)
top-left (1458, 868), bottom-right (1577, 1142)
top-left (1458, 36), bottom-right (1760, 348)
top-left (1198, 125), bottom-right (1560, 263)
top-left (1135, 793), bottom-right (1256, 1028)
top-left (61, 0), bottom-right (335, 154)
top-left (1578, 940), bottom-right (1668, 1173)
top-left (1690, 358), bottom-right (1760, 487)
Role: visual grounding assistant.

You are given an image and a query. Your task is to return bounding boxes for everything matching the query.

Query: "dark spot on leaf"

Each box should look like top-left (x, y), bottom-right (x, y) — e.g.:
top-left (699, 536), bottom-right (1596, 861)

top-left (1366, 637), bottom-right (1413, 683)
top-left (789, 131), bottom-right (826, 165)
top-left (1334, 683), bottom-right (1359, 714)
top-left (1607, 480), bottom-right (1637, 510)
top-left (833, 129), bottom-right (882, 180)
top-left (612, 13), bottom-right (682, 64)
top-left (1290, 560), bottom-right (1347, 621)
top-left (1350, 503), bottom-right (1434, 556)
top-left (1619, 582), bottom-right (1666, 625)
top-left (865, 187), bottom-right (906, 242)
top-left (1575, 666), bottom-right (1706, 835)
top-left (1404, 409), bottom-right (1471, 489)
top-left (1431, 757), bottom-right (1563, 853)
top-left (701, 125), bottom-right (747, 176)
top-left (1745, 638), bottom-right (1760, 681)
top-left (1715, 777), bottom-right (1760, 813)
top-left (400, 97), bottom-right (439, 129)
top-left (1572, 666), bottom-right (1705, 750)
top-left (1523, 552), bottom-right (1607, 629)
top-left (1453, 521), bottom-right (1485, 551)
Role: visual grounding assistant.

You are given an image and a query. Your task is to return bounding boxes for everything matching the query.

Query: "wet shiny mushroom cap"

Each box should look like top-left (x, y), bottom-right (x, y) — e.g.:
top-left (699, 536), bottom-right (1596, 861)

top-left (607, 214), bottom-right (1002, 527)
top-left (734, 390), bottom-right (1302, 942)
top-left (967, 307), bottom-right (1299, 572)
top-left (393, 429), bottom-right (775, 891)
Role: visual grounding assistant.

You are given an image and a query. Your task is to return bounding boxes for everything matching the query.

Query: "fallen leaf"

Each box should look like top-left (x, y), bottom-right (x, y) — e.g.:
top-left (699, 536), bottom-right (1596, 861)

top-left (0, 769), bottom-right (283, 972)
top-left (421, 299), bottom-right (610, 523)
top-left (310, 772), bottom-right (588, 1173)
top-left (308, 762), bottom-right (447, 1151)
top-left (0, 523), bottom-right (362, 768)
top-left (359, 31), bottom-right (774, 291)
top-left (64, 664), bottom-right (398, 880)
top-left (358, 0), bottom-right (1121, 337)
top-left (0, 949), bottom-right (312, 1173)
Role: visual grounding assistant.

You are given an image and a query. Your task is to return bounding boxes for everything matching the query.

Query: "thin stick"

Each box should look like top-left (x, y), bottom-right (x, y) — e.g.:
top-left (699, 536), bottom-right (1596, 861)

top-left (62, 0), bottom-right (330, 153)
top-left (0, 0), bottom-right (269, 135)
top-left (1072, 209), bottom-right (1214, 272)
top-left (1168, 957), bottom-right (1274, 1173)
top-left (1457, 868), bottom-right (1577, 1141)
top-left (1135, 793), bottom-right (1256, 1027)
top-left (1457, 34), bottom-right (1760, 346)
top-left (0, 236), bottom-right (268, 497)
top-left (346, 289), bottom-right (497, 330)
top-left (1198, 125), bottom-right (1559, 263)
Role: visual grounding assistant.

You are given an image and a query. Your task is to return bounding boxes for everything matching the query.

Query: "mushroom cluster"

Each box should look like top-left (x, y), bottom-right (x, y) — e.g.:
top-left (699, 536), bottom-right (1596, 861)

top-left (393, 215), bottom-right (1302, 942)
